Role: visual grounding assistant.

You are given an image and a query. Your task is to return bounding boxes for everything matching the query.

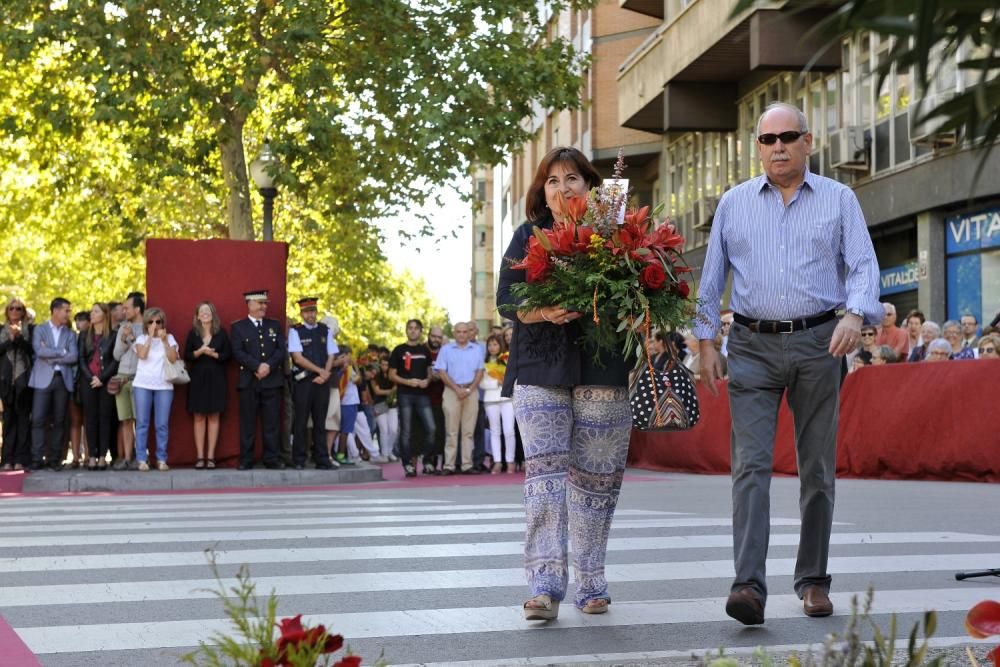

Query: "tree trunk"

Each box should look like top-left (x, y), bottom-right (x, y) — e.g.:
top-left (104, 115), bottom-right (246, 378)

top-left (219, 122), bottom-right (255, 240)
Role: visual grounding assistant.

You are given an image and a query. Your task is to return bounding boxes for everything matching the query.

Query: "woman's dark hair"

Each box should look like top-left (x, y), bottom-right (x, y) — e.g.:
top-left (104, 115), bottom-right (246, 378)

top-left (525, 147), bottom-right (602, 222)
top-left (484, 333), bottom-right (506, 360)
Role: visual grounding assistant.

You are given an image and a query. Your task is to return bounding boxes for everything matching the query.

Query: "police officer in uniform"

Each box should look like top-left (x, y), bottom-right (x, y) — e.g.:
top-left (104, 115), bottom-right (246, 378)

top-left (288, 297), bottom-right (342, 470)
top-left (231, 289), bottom-right (286, 470)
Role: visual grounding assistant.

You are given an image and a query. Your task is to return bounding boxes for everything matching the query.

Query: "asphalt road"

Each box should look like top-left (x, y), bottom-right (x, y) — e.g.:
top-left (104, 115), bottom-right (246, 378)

top-left (1, 469), bottom-right (998, 666)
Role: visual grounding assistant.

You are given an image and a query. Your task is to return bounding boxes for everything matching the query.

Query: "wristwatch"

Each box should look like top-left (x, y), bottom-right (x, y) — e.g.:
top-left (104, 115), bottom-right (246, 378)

top-left (846, 308), bottom-right (864, 319)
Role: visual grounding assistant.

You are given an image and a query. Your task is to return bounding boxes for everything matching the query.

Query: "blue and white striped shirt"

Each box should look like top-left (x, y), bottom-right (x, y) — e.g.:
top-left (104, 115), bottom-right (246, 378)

top-left (695, 169), bottom-right (883, 340)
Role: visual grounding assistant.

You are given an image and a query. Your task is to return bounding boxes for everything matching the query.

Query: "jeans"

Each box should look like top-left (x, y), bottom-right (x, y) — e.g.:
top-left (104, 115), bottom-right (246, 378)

top-left (397, 393), bottom-right (435, 469)
top-left (133, 387), bottom-right (173, 463)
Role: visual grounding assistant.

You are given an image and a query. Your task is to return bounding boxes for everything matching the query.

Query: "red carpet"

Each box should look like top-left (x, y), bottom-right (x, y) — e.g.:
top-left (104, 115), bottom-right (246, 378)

top-left (0, 471), bottom-right (25, 495)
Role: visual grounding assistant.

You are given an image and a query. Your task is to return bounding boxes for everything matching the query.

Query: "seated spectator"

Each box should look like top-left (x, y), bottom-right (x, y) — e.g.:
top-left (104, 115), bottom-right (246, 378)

top-left (851, 355), bottom-right (870, 372)
top-left (942, 320), bottom-right (976, 360)
top-left (978, 334), bottom-right (1000, 360)
top-left (902, 309), bottom-right (925, 359)
top-left (871, 345), bottom-right (897, 365)
top-left (857, 325), bottom-right (879, 365)
top-left (875, 302), bottom-right (908, 361)
top-left (924, 338), bottom-right (952, 363)
top-left (908, 321), bottom-right (941, 362)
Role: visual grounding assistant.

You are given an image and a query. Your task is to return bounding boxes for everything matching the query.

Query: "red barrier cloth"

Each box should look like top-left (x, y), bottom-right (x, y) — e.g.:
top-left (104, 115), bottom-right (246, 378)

top-left (627, 361), bottom-right (1000, 482)
top-left (146, 239), bottom-right (288, 467)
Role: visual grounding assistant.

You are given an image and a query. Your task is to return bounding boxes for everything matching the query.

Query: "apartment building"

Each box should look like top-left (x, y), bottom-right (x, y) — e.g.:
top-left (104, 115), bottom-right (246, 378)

top-left (615, 0), bottom-right (1000, 325)
top-left (470, 165), bottom-right (496, 333)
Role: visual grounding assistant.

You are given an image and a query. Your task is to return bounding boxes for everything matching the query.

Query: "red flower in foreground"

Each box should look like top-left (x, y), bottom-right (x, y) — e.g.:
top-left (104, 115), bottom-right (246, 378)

top-left (565, 195), bottom-right (588, 223)
top-left (966, 600), bottom-right (1000, 639)
top-left (676, 280), bottom-right (690, 299)
top-left (639, 263), bottom-right (667, 290)
top-left (511, 238), bottom-right (553, 283)
top-left (333, 657), bottom-right (363, 667)
top-left (270, 615), bottom-right (344, 666)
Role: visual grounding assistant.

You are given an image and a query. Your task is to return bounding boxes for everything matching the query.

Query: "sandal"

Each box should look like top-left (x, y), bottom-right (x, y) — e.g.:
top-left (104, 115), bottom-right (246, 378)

top-left (491, 462), bottom-right (502, 475)
top-left (523, 594), bottom-right (559, 621)
top-left (87, 458), bottom-right (98, 471)
top-left (206, 459), bottom-right (216, 469)
top-left (194, 459), bottom-right (206, 470)
top-left (580, 598), bottom-right (610, 614)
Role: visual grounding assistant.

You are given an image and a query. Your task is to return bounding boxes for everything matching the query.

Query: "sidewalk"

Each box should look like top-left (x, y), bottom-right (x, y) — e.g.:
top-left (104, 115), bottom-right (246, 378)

top-left (5, 462), bottom-right (382, 494)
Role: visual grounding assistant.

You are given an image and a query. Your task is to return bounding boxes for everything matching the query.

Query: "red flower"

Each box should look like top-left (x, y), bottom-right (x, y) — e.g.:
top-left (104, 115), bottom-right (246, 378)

top-left (549, 223), bottom-right (578, 255)
top-left (271, 615), bottom-right (345, 665)
top-left (623, 205), bottom-right (650, 226)
top-left (639, 263), bottom-right (667, 290)
top-left (259, 656), bottom-right (276, 667)
top-left (511, 238), bottom-right (553, 283)
top-left (647, 222), bottom-right (685, 251)
top-left (676, 280), bottom-right (690, 299)
top-left (333, 657), bottom-right (363, 667)
top-left (565, 196), bottom-right (588, 223)
top-left (966, 600), bottom-right (1000, 639)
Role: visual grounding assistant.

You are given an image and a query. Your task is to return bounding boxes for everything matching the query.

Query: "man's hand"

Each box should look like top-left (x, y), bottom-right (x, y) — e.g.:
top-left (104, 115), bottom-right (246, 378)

top-left (829, 314), bottom-right (863, 357)
top-left (699, 340), bottom-right (724, 397)
top-left (313, 369), bottom-right (331, 384)
top-left (255, 362), bottom-right (271, 379)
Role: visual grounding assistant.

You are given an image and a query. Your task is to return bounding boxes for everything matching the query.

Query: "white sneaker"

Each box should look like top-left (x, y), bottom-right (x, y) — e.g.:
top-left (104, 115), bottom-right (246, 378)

top-left (388, 454), bottom-right (399, 462)
top-left (372, 455), bottom-right (389, 463)
top-left (157, 461), bottom-right (170, 472)
top-left (137, 461), bottom-right (150, 472)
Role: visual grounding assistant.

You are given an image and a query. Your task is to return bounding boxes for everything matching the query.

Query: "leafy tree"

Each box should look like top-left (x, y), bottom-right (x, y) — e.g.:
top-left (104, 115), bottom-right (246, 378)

top-left (732, 0), bottom-right (1000, 163)
top-left (1, 0), bottom-right (596, 239)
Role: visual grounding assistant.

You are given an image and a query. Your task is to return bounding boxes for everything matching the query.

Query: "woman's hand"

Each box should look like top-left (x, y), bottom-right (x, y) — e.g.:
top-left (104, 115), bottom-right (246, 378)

top-left (517, 306), bottom-right (582, 326)
top-left (90, 376), bottom-right (102, 388)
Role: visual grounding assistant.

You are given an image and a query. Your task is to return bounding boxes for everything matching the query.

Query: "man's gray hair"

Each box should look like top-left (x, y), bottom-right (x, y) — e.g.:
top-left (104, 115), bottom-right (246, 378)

top-left (756, 102), bottom-right (809, 137)
top-left (921, 320), bottom-right (941, 339)
top-left (942, 319), bottom-right (960, 333)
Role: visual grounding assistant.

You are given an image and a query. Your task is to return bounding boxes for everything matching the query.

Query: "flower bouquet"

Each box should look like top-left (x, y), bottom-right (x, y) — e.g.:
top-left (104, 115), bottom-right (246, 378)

top-left (484, 351), bottom-right (509, 383)
top-left (509, 159), bottom-right (695, 365)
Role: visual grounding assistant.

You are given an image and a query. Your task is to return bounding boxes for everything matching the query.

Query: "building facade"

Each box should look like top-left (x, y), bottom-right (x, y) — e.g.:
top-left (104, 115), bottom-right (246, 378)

top-left (614, 0), bottom-right (1000, 326)
top-left (470, 165), bottom-right (496, 333)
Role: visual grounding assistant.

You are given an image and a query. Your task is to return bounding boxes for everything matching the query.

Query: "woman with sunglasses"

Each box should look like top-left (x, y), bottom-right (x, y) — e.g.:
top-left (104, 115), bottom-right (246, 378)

top-left (77, 303), bottom-right (119, 469)
top-left (847, 325), bottom-right (879, 372)
top-left (0, 298), bottom-right (34, 470)
top-left (977, 334), bottom-right (1000, 360)
top-left (132, 307), bottom-right (179, 471)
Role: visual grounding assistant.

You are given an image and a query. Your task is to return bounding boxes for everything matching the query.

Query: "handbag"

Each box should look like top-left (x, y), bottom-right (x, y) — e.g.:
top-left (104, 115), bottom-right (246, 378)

top-left (163, 358), bottom-right (191, 385)
top-left (106, 375), bottom-right (124, 396)
top-left (629, 347), bottom-right (700, 432)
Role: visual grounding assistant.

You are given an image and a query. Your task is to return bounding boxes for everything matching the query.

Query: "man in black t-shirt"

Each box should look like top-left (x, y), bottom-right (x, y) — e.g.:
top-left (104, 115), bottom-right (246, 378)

top-left (388, 319), bottom-right (436, 478)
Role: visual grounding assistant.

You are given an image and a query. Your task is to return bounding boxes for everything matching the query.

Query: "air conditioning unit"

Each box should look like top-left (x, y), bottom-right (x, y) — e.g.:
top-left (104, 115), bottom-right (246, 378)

top-left (910, 93), bottom-right (958, 147)
top-left (693, 194), bottom-right (720, 231)
top-left (829, 126), bottom-right (868, 170)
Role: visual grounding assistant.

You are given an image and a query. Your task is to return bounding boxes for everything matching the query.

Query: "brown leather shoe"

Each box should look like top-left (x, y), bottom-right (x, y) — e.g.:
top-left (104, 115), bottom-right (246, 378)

top-left (802, 585), bottom-right (834, 617)
top-left (725, 587), bottom-right (765, 625)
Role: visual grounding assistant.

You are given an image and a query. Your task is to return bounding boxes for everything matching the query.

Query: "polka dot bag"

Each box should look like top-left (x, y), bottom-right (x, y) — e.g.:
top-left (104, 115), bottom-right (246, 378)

top-left (629, 356), bottom-right (700, 431)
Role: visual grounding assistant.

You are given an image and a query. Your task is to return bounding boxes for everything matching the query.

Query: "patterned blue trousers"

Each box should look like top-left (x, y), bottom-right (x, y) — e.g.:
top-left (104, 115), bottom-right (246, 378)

top-left (513, 384), bottom-right (631, 608)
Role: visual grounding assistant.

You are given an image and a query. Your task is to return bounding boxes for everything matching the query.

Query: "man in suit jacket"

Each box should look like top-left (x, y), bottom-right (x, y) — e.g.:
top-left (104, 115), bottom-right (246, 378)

top-left (28, 297), bottom-right (77, 470)
top-left (231, 289), bottom-right (287, 470)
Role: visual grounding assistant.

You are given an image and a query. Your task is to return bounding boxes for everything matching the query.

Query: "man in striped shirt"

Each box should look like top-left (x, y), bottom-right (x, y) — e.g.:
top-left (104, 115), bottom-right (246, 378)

top-left (695, 102), bottom-right (882, 625)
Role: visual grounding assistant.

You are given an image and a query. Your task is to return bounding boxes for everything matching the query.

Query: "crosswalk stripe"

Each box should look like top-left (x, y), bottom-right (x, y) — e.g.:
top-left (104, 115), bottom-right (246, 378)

top-left (0, 503), bottom-right (534, 522)
top-left (0, 508), bottom-right (670, 534)
top-left (391, 636), bottom-right (995, 667)
top-left (0, 517), bottom-right (808, 548)
top-left (4, 553), bottom-right (997, 607)
top-left (14, 586), bottom-right (998, 654)
top-left (0, 495), bottom-right (430, 512)
top-left (0, 531), bottom-right (991, 573)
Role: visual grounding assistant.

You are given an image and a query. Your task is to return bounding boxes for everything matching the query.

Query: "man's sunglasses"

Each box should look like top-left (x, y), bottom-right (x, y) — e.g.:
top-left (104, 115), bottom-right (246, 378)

top-left (860, 332), bottom-right (875, 337)
top-left (757, 131), bottom-right (807, 145)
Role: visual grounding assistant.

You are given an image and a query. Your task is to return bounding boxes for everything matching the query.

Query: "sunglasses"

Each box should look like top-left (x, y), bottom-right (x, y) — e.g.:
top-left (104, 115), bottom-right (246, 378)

top-left (149, 319), bottom-right (163, 325)
top-left (980, 347), bottom-right (997, 354)
top-left (757, 131), bottom-right (806, 145)
top-left (860, 332), bottom-right (875, 337)
top-left (7, 305), bottom-right (24, 311)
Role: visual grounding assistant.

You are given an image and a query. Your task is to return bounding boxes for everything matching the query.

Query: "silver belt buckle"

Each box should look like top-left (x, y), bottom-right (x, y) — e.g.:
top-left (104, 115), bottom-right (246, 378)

top-left (778, 320), bottom-right (794, 334)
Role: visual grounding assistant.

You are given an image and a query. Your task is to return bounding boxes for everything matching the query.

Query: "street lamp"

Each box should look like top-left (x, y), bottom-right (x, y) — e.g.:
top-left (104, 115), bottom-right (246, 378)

top-left (249, 140), bottom-right (280, 241)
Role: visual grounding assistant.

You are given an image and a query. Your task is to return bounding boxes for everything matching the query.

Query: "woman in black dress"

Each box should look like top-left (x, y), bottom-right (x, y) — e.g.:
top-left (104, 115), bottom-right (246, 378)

top-left (184, 301), bottom-right (231, 468)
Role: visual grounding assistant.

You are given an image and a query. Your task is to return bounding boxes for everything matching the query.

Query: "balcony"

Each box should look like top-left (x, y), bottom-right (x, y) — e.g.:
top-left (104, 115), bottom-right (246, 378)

top-left (619, 0), bottom-right (663, 19)
top-left (618, 1), bottom-right (841, 133)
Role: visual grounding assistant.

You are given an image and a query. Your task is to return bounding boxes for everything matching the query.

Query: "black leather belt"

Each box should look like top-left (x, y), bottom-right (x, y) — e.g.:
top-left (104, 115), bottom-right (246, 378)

top-left (733, 310), bottom-right (836, 334)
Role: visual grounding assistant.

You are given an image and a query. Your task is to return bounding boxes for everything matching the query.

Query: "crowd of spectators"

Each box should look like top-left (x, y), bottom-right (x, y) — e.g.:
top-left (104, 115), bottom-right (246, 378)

top-left (0, 291), bottom-right (522, 475)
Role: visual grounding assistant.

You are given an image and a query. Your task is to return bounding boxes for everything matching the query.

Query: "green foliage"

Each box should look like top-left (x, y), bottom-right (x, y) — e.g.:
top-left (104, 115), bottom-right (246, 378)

top-left (0, 0), bottom-right (599, 238)
top-left (730, 1), bottom-right (1000, 179)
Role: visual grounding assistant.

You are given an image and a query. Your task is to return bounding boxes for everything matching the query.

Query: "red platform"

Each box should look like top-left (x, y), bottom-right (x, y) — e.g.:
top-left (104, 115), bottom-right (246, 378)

top-left (145, 238), bottom-right (288, 467)
top-left (627, 361), bottom-right (1000, 483)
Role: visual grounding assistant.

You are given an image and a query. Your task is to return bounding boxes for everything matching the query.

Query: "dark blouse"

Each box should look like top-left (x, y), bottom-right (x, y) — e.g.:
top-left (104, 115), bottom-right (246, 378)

top-left (497, 215), bottom-right (631, 397)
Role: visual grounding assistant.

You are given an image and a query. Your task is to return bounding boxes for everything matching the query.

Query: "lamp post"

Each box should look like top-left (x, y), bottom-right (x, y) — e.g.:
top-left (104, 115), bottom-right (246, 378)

top-left (249, 140), bottom-right (280, 241)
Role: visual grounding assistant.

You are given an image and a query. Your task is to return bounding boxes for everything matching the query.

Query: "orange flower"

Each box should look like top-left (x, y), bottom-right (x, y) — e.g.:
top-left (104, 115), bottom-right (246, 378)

top-left (510, 238), bottom-right (553, 283)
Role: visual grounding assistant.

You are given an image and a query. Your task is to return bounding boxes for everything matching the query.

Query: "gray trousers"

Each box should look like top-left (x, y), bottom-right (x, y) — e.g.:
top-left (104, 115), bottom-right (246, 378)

top-left (726, 318), bottom-right (841, 602)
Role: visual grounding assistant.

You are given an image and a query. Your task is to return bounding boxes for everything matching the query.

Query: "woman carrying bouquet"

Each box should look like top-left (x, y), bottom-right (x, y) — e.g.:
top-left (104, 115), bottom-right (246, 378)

top-left (497, 147), bottom-right (633, 621)
top-left (479, 334), bottom-right (514, 473)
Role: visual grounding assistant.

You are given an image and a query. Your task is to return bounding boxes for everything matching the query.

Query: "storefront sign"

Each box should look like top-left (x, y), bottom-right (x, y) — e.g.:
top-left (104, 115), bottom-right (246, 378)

top-left (946, 206), bottom-right (1000, 254)
top-left (880, 261), bottom-right (919, 296)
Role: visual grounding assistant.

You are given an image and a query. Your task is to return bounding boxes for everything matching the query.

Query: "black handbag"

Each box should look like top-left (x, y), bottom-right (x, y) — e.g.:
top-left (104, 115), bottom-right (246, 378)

top-left (629, 350), bottom-right (700, 432)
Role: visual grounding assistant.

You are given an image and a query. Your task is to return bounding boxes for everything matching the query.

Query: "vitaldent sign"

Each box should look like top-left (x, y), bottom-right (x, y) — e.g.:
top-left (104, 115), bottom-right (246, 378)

top-left (946, 206), bottom-right (1000, 254)
top-left (880, 262), bottom-right (919, 296)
